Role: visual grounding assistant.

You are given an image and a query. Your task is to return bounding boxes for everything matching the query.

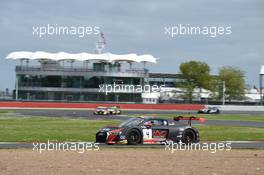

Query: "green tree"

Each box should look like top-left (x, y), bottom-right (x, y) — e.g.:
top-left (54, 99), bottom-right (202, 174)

top-left (218, 66), bottom-right (245, 101)
top-left (179, 60), bottom-right (212, 102)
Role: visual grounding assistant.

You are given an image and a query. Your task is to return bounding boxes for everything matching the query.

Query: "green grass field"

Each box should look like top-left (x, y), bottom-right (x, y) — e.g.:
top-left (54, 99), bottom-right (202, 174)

top-left (0, 116), bottom-right (119, 142)
top-left (0, 113), bottom-right (264, 142)
top-left (196, 125), bottom-right (264, 141)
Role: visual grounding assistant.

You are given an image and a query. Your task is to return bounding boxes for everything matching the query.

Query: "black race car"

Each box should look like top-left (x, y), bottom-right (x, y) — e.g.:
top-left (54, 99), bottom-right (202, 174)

top-left (96, 116), bottom-right (205, 145)
top-left (197, 107), bottom-right (220, 114)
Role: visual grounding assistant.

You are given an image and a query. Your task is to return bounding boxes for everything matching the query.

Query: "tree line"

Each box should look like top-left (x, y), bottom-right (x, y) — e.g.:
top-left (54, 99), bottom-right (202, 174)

top-left (178, 60), bottom-right (246, 102)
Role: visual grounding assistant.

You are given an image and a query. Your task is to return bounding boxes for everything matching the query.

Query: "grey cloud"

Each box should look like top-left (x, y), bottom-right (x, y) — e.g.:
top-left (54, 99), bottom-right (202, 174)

top-left (0, 0), bottom-right (263, 90)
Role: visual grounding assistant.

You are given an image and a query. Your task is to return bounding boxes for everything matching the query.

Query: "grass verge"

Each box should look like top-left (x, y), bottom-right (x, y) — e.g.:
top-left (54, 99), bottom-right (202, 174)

top-left (0, 116), bottom-right (119, 142)
top-left (0, 115), bottom-right (263, 142)
top-left (195, 124), bottom-right (264, 141)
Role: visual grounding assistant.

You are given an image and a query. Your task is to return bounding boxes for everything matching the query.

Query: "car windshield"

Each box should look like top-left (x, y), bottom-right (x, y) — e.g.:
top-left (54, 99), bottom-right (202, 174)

top-left (119, 118), bottom-right (144, 127)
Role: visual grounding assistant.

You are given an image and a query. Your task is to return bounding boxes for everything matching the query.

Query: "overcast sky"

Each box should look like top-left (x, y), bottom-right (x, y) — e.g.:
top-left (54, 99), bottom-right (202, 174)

top-left (0, 0), bottom-right (263, 91)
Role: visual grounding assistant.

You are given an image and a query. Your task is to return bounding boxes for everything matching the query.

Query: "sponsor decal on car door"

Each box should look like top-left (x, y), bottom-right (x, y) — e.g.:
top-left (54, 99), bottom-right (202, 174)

top-left (152, 130), bottom-right (168, 138)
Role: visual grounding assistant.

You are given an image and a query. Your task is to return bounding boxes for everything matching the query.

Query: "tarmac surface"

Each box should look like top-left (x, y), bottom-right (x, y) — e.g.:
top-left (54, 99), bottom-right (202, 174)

top-left (3, 107), bottom-right (264, 115)
top-left (6, 109), bottom-right (264, 127)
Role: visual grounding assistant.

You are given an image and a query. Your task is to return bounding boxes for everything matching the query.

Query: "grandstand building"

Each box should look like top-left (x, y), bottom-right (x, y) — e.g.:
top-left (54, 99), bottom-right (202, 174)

top-left (6, 51), bottom-right (185, 103)
top-left (6, 33), bottom-right (261, 104)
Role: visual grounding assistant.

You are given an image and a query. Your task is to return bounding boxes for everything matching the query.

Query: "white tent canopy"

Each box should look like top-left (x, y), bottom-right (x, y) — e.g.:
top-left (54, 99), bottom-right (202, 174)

top-left (6, 51), bottom-right (157, 64)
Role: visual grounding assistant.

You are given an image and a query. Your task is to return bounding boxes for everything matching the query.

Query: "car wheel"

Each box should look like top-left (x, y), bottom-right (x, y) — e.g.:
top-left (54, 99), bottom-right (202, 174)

top-left (126, 129), bottom-right (141, 145)
top-left (182, 129), bottom-right (196, 144)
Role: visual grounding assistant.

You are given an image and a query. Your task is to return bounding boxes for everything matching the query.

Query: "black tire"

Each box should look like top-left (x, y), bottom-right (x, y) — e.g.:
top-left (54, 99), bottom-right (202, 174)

top-left (126, 129), bottom-right (141, 145)
top-left (182, 129), bottom-right (196, 144)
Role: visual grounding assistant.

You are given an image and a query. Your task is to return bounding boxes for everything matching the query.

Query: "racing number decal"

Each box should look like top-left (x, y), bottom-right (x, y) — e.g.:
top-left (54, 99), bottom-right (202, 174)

top-left (143, 129), bottom-right (152, 139)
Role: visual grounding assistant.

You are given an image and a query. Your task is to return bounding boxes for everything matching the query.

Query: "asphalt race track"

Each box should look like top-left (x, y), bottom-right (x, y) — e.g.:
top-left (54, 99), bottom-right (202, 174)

top-left (3, 108), bottom-right (264, 115)
top-left (5, 109), bottom-right (264, 128)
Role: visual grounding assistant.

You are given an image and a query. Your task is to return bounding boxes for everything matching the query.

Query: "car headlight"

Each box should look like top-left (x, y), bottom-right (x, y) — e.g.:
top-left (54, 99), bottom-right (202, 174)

top-left (110, 131), bottom-right (122, 135)
top-left (110, 129), bottom-right (123, 135)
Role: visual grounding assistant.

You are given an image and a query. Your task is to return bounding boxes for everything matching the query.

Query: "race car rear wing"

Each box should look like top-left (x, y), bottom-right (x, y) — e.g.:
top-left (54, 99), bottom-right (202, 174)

top-left (173, 116), bottom-right (206, 126)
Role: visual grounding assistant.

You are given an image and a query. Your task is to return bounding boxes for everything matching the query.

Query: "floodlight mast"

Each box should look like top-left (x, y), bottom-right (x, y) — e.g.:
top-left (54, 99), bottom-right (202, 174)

top-left (96, 32), bottom-right (106, 54)
top-left (260, 66), bottom-right (264, 105)
top-left (222, 81), bottom-right (226, 105)
top-left (260, 76), bottom-right (263, 105)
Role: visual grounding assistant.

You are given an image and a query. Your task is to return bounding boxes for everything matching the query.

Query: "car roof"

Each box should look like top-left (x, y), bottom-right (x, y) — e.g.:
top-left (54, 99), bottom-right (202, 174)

top-left (138, 116), bottom-right (174, 122)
